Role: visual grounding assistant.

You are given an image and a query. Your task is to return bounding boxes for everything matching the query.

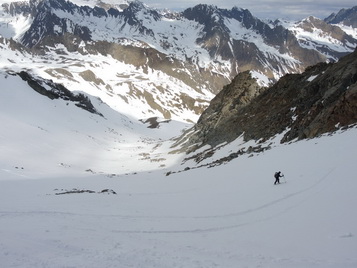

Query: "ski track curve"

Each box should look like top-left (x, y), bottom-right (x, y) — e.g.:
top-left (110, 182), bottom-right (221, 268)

top-left (0, 168), bottom-right (336, 234)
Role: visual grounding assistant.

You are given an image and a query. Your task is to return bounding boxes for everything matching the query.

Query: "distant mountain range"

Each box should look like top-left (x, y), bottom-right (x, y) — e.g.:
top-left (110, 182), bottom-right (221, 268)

top-left (0, 0), bottom-right (356, 122)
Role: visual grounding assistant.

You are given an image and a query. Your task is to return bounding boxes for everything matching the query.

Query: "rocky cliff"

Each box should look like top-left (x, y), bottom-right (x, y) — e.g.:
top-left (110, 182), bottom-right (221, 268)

top-left (183, 47), bottom-right (357, 152)
top-left (325, 6), bottom-right (357, 27)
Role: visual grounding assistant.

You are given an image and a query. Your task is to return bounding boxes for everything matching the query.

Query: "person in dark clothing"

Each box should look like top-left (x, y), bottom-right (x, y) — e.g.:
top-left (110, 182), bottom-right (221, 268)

top-left (274, 171), bottom-right (283, 185)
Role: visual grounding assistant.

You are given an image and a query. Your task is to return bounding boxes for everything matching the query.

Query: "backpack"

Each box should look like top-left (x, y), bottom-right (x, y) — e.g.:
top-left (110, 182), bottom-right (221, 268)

top-left (274, 172), bottom-right (279, 179)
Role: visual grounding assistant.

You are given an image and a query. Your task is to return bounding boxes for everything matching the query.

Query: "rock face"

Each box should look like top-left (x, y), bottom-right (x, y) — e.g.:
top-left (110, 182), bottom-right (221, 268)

top-left (17, 71), bottom-right (102, 116)
top-left (325, 6), bottom-right (357, 27)
top-left (185, 48), bottom-right (357, 149)
top-left (187, 71), bottom-right (264, 147)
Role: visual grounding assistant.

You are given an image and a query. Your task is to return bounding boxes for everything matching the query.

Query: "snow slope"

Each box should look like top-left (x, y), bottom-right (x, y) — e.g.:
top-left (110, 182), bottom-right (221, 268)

top-left (0, 127), bottom-right (356, 267)
top-left (0, 69), bottom-right (357, 267)
top-left (0, 70), bottom-right (189, 177)
top-left (337, 23), bottom-right (357, 39)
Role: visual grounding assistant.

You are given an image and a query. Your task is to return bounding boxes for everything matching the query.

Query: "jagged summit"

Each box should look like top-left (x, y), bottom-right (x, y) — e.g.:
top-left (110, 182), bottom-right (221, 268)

top-left (324, 6), bottom-right (357, 27)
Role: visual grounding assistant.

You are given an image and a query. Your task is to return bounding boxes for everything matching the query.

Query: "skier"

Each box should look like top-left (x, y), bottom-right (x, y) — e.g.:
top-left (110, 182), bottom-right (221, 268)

top-left (274, 171), bottom-right (283, 185)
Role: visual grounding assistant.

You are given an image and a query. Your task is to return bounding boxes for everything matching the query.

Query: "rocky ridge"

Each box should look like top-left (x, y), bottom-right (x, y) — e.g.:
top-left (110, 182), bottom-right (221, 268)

top-left (324, 6), bottom-right (357, 27)
top-left (182, 48), bottom-right (357, 155)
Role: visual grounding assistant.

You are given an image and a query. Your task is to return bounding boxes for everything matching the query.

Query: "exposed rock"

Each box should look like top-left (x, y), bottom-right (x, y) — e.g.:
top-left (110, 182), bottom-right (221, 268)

top-left (139, 117), bottom-right (170, 128)
top-left (325, 6), bottom-right (357, 27)
top-left (54, 188), bottom-right (117, 195)
top-left (55, 189), bottom-right (96, 195)
top-left (184, 48), bottom-right (357, 150)
top-left (100, 189), bottom-right (117, 195)
top-left (17, 71), bottom-right (103, 116)
top-left (186, 70), bottom-right (264, 148)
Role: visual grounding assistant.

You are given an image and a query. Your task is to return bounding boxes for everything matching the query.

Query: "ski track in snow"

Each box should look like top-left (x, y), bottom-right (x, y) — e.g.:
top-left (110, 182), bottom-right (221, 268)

top-left (0, 167), bottom-right (336, 235)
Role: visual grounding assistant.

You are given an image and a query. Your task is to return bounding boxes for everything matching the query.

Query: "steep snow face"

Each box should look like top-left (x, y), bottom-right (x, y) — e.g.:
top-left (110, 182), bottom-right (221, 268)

top-left (337, 23), bottom-right (357, 39)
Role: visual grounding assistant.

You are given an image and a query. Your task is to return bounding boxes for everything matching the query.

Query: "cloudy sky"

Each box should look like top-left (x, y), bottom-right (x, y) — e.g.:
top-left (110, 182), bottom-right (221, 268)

top-left (142, 0), bottom-right (356, 20)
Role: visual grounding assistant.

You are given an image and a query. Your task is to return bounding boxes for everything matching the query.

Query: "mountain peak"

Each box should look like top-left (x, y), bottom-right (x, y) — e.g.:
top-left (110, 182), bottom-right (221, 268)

top-left (324, 6), bottom-right (357, 27)
top-left (190, 4), bottom-right (219, 12)
top-left (123, 0), bottom-right (161, 24)
top-left (127, 0), bottom-right (147, 11)
top-left (182, 4), bottom-right (222, 24)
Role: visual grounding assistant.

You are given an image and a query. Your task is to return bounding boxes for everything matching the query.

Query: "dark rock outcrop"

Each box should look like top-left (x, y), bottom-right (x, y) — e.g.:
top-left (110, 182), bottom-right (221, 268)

top-left (325, 6), bottom-right (357, 27)
top-left (184, 47), bottom-right (357, 150)
top-left (17, 71), bottom-right (102, 116)
top-left (187, 71), bottom-right (264, 147)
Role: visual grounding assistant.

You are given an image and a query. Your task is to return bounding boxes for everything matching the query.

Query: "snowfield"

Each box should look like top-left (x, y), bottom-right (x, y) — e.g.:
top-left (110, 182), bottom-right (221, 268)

top-left (0, 68), bottom-right (357, 267)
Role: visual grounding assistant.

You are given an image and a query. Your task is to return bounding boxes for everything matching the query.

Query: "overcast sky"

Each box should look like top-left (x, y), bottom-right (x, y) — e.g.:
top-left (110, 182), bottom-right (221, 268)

top-left (142, 0), bottom-right (356, 20)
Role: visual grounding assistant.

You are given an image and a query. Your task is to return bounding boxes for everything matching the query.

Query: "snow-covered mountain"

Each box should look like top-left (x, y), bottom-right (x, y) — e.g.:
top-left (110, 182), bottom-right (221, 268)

top-left (324, 6), bottom-right (357, 40)
top-left (325, 5), bottom-right (357, 28)
top-left (1, 0), bottom-right (357, 122)
top-left (280, 16), bottom-right (356, 59)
